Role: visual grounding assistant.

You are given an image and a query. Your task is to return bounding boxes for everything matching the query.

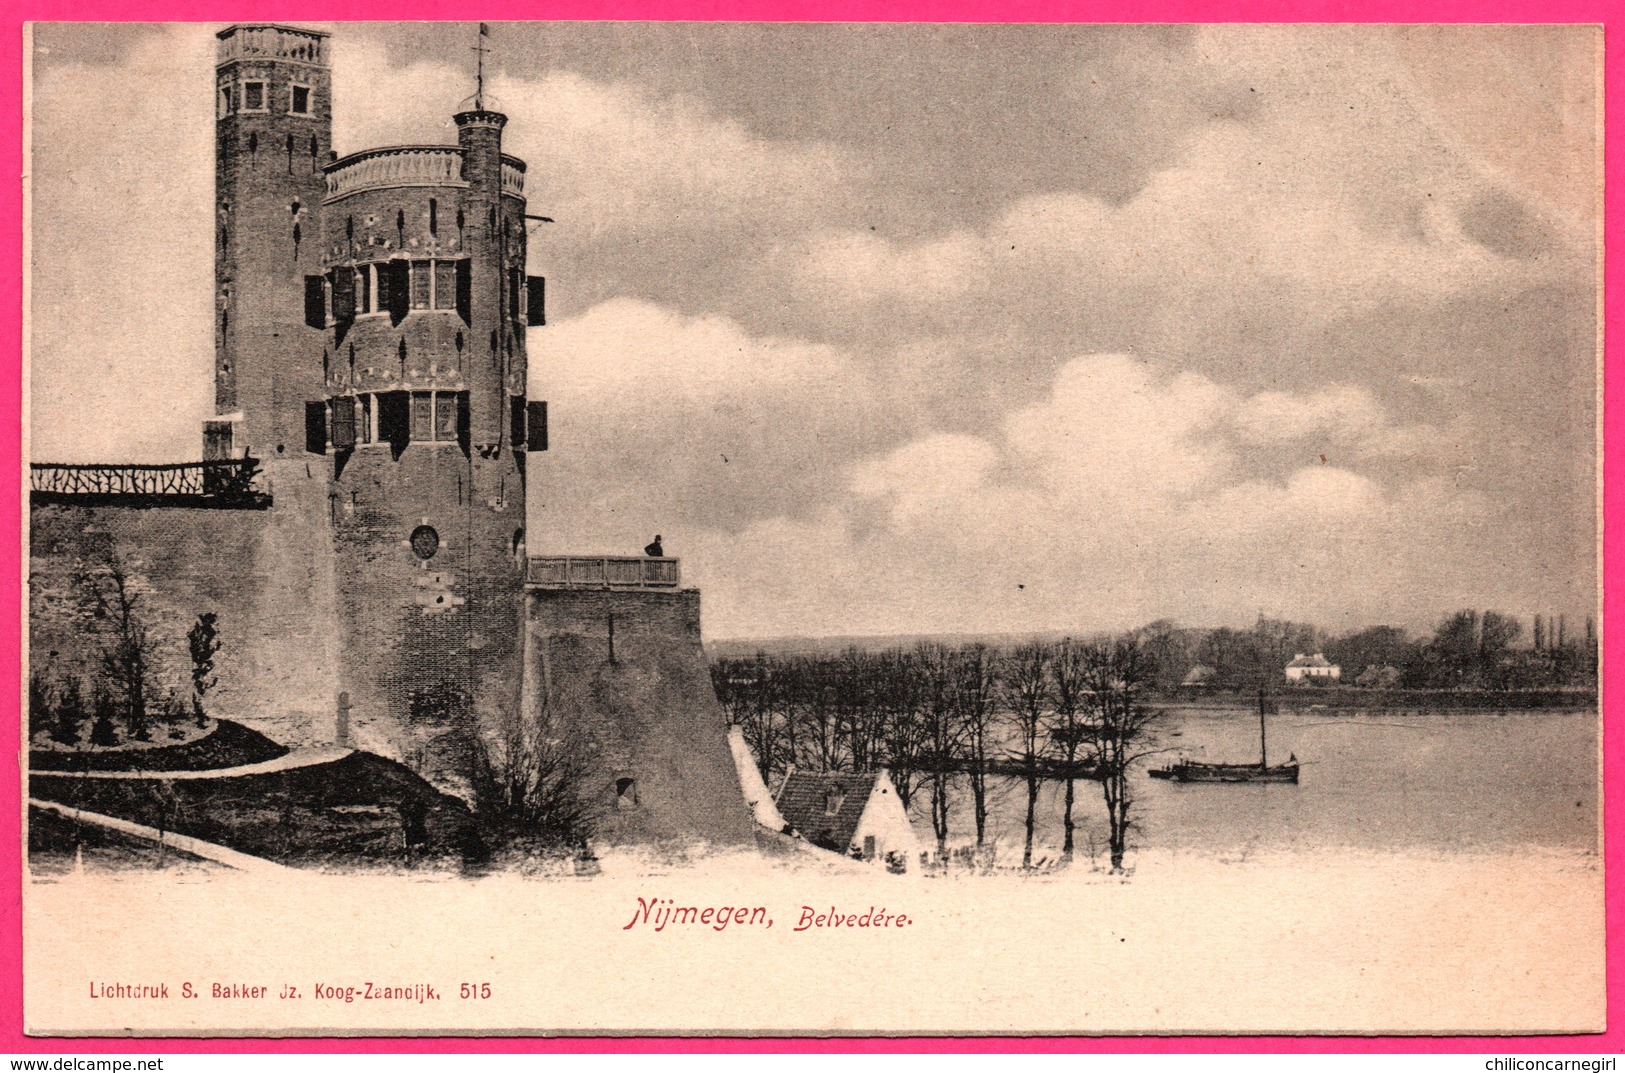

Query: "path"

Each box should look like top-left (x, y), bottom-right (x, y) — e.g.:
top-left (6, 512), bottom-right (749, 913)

top-left (28, 798), bottom-right (297, 875)
top-left (29, 746), bottom-right (355, 781)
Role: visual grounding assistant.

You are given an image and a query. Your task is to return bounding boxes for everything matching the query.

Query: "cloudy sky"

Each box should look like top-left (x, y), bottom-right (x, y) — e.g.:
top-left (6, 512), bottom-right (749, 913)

top-left (29, 22), bottom-right (1599, 640)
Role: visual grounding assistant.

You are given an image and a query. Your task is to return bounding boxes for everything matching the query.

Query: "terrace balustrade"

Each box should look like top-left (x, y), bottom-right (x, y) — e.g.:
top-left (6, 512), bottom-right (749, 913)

top-left (525, 555), bottom-right (680, 589)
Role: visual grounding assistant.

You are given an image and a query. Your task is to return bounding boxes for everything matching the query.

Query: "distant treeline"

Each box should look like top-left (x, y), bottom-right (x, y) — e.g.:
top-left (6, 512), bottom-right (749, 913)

top-left (1191, 688), bottom-right (1595, 711)
top-left (1145, 610), bottom-right (1597, 694)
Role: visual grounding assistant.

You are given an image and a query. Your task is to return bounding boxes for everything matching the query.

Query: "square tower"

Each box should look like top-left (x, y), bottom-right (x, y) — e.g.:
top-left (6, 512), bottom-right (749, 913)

top-left (213, 24), bottom-right (333, 458)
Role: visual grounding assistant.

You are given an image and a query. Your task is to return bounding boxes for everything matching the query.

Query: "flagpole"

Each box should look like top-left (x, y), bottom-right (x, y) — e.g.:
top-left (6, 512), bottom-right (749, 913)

top-left (473, 23), bottom-right (490, 109)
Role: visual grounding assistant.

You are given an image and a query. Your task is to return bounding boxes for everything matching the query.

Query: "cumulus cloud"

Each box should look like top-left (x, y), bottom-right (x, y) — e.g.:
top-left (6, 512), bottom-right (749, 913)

top-left (678, 354), bottom-right (1493, 638)
top-left (779, 25), bottom-right (1589, 358)
top-left (29, 26), bottom-right (216, 462)
top-left (529, 299), bottom-right (878, 550)
top-left (333, 39), bottom-right (855, 241)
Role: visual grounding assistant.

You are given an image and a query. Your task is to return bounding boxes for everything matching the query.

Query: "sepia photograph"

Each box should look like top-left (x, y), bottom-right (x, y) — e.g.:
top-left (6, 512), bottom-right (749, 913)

top-left (19, 18), bottom-right (1604, 1036)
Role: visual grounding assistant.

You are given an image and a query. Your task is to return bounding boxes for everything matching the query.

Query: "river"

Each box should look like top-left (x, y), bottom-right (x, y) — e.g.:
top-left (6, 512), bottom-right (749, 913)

top-left (903, 707), bottom-right (1599, 861)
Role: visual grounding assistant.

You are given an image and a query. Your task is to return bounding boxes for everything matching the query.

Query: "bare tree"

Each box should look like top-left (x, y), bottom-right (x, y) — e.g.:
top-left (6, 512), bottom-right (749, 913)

top-left (914, 643), bottom-right (963, 859)
top-left (1077, 636), bottom-right (1163, 871)
top-left (875, 649), bottom-right (926, 810)
top-left (1047, 637), bottom-right (1088, 863)
top-left (1002, 641), bottom-right (1050, 869)
top-left (837, 647), bottom-right (887, 774)
top-left (713, 653), bottom-right (787, 783)
top-left (953, 643), bottom-right (1000, 848)
top-left (470, 706), bottom-right (598, 853)
top-left (78, 559), bottom-right (154, 742)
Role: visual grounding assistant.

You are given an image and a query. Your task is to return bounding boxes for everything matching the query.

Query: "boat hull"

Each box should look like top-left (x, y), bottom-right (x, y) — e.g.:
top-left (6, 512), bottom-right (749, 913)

top-left (1148, 762), bottom-right (1300, 784)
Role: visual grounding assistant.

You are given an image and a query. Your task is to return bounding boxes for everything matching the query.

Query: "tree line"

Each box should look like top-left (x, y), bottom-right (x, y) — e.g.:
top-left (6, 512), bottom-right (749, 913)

top-left (1135, 610), bottom-right (1598, 694)
top-left (711, 636), bottom-right (1163, 871)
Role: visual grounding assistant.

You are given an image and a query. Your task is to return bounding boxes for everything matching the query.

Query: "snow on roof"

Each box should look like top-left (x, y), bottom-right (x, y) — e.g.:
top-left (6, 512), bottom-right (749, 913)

top-left (774, 771), bottom-right (878, 854)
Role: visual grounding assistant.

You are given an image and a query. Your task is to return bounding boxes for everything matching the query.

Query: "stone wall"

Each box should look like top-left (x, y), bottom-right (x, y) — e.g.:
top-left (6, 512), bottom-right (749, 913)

top-left (522, 587), bottom-right (753, 846)
top-left (28, 459), bottom-right (343, 752)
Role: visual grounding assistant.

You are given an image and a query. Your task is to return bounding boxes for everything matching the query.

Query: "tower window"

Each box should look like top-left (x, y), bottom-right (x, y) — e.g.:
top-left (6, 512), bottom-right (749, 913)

top-left (429, 199), bottom-right (438, 236)
top-left (410, 261), bottom-right (431, 309)
top-left (433, 261), bottom-right (457, 310)
top-left (376, 261), bottom-right (396, 316)
top-left (290, 83), bottom-right (311, 115)
top-left (217, 85), bottom-right (232, 118)
top-left (242, 80), bottom-right (266, 112)
top-left (435, 392), bottom-right (459, 441)
top-left (410, 525), bottom-right (440, 561)
top-left (614, 778), bottom-right (639, 811)
top-left (410, 392), bottom-right (433, 442)
top-left (354, 264), bottom-right (380, 315)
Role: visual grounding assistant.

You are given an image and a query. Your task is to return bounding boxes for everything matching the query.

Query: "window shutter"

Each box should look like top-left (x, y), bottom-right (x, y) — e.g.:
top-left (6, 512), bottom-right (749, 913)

top-left (378, 391), bottom-right (411, 450)
top-left (305, 401), bottom-right (328, 454)
top-left (526, 276), bottom-right (546, 326)
top-left (203, 420), bottom-right (234, 461)
top-left (304, 276), bottom-right (327, 329)
top-left (457, 392), bottom-right (472, 452)
top-left (526, 400), bottom-right (548, 452)
top-left (387, 260), bottom-right (411, 323)
top-left (510, 396), bottom-right (526, 450)
top-left (330, 397), bottom-right (356, 449)
top-left (331, 268), bottom-right (355, 321)
top-left (455, 259), bottom-right (472, 323)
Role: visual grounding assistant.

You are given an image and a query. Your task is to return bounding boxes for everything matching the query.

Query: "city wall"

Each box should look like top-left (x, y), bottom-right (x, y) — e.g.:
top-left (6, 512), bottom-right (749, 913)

top-left (28, 459), bottom-right (344, 752)
top-left (522, 587), bottom-right (754, 845)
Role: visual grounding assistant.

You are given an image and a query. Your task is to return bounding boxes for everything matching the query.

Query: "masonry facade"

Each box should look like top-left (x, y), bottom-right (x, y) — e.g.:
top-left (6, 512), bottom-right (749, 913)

top-left (29, 23), bottom-right (753, 845)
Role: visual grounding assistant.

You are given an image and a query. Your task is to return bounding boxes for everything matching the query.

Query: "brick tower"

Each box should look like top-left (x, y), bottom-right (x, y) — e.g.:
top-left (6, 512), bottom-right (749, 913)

top-left (211, 25), bottom-right (333, 459)
top-left (314, 88), bottom-right (536, 791)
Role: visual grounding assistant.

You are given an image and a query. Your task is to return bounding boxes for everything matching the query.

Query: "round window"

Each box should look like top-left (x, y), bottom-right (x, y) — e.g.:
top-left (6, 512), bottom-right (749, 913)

top-left (410, 525), bottom-right (439, 560)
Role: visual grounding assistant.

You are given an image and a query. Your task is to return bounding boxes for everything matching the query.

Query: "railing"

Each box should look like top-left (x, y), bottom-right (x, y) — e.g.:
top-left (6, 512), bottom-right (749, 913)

top-left (526, 556), bottom-right (680, 589)
top-left (325, 147), bottom-right (467, 201)
top-left (501, 157), bottom-right (526, 199)
top-left (217, 25), bottom-right (328, 66)
top-left (30, 459), bottom-right (270, 510)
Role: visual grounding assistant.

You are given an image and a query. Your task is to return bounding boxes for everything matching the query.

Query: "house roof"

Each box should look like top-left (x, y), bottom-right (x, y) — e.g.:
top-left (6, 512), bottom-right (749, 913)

top-left (1286, 653), bottom-right (1335, 668)
top-left (1181, 664), bottom-right (1217, 684)
top-left (774, 772), bottom-right (878, 853)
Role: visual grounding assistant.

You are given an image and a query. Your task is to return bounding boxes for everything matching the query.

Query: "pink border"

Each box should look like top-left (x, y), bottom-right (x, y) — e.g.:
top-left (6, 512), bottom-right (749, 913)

top-left (1, 0), bottom-right (1617, 1054)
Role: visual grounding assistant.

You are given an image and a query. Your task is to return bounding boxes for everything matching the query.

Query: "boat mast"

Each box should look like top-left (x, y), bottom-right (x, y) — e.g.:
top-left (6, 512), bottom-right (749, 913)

top-left (1258, 687), bottom-right (1269, 770)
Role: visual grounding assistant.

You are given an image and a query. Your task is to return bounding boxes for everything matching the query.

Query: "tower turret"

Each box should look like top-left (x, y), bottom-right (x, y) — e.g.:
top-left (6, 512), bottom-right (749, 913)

top-left (313, 90), bottom-right (532, 791)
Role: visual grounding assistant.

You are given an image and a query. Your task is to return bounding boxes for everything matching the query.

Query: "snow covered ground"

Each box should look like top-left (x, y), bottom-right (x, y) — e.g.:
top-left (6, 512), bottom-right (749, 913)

top-left (25, 842), bottom-right (1601, 1036)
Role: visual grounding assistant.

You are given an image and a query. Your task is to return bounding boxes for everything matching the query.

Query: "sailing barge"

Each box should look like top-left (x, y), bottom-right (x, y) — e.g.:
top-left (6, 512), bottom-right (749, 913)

top-left (1149, 689), bottom-right (1300, 784)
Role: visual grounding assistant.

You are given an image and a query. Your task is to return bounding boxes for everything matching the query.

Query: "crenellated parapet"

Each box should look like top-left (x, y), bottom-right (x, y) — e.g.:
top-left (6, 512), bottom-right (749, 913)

top-left (216, 24), bottom-right (328, 66)
top-left (501, 158), bottom-right (526, 199)
top-left (325, 147), bottom-right (466, 201)
top-left (323, 146), bottom-right (527, 203)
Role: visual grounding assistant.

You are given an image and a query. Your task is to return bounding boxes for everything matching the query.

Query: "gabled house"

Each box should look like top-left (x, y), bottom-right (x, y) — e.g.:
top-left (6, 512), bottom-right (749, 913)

top-left (773, 769), bottom-right (920, 869)
top-left (1285, 652), bottom-right (1341, 684)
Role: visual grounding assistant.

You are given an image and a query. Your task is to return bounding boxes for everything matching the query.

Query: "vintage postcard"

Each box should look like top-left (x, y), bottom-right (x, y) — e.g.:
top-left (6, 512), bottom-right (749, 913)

top-left (21, 20), bottom-right (1603, 1036)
